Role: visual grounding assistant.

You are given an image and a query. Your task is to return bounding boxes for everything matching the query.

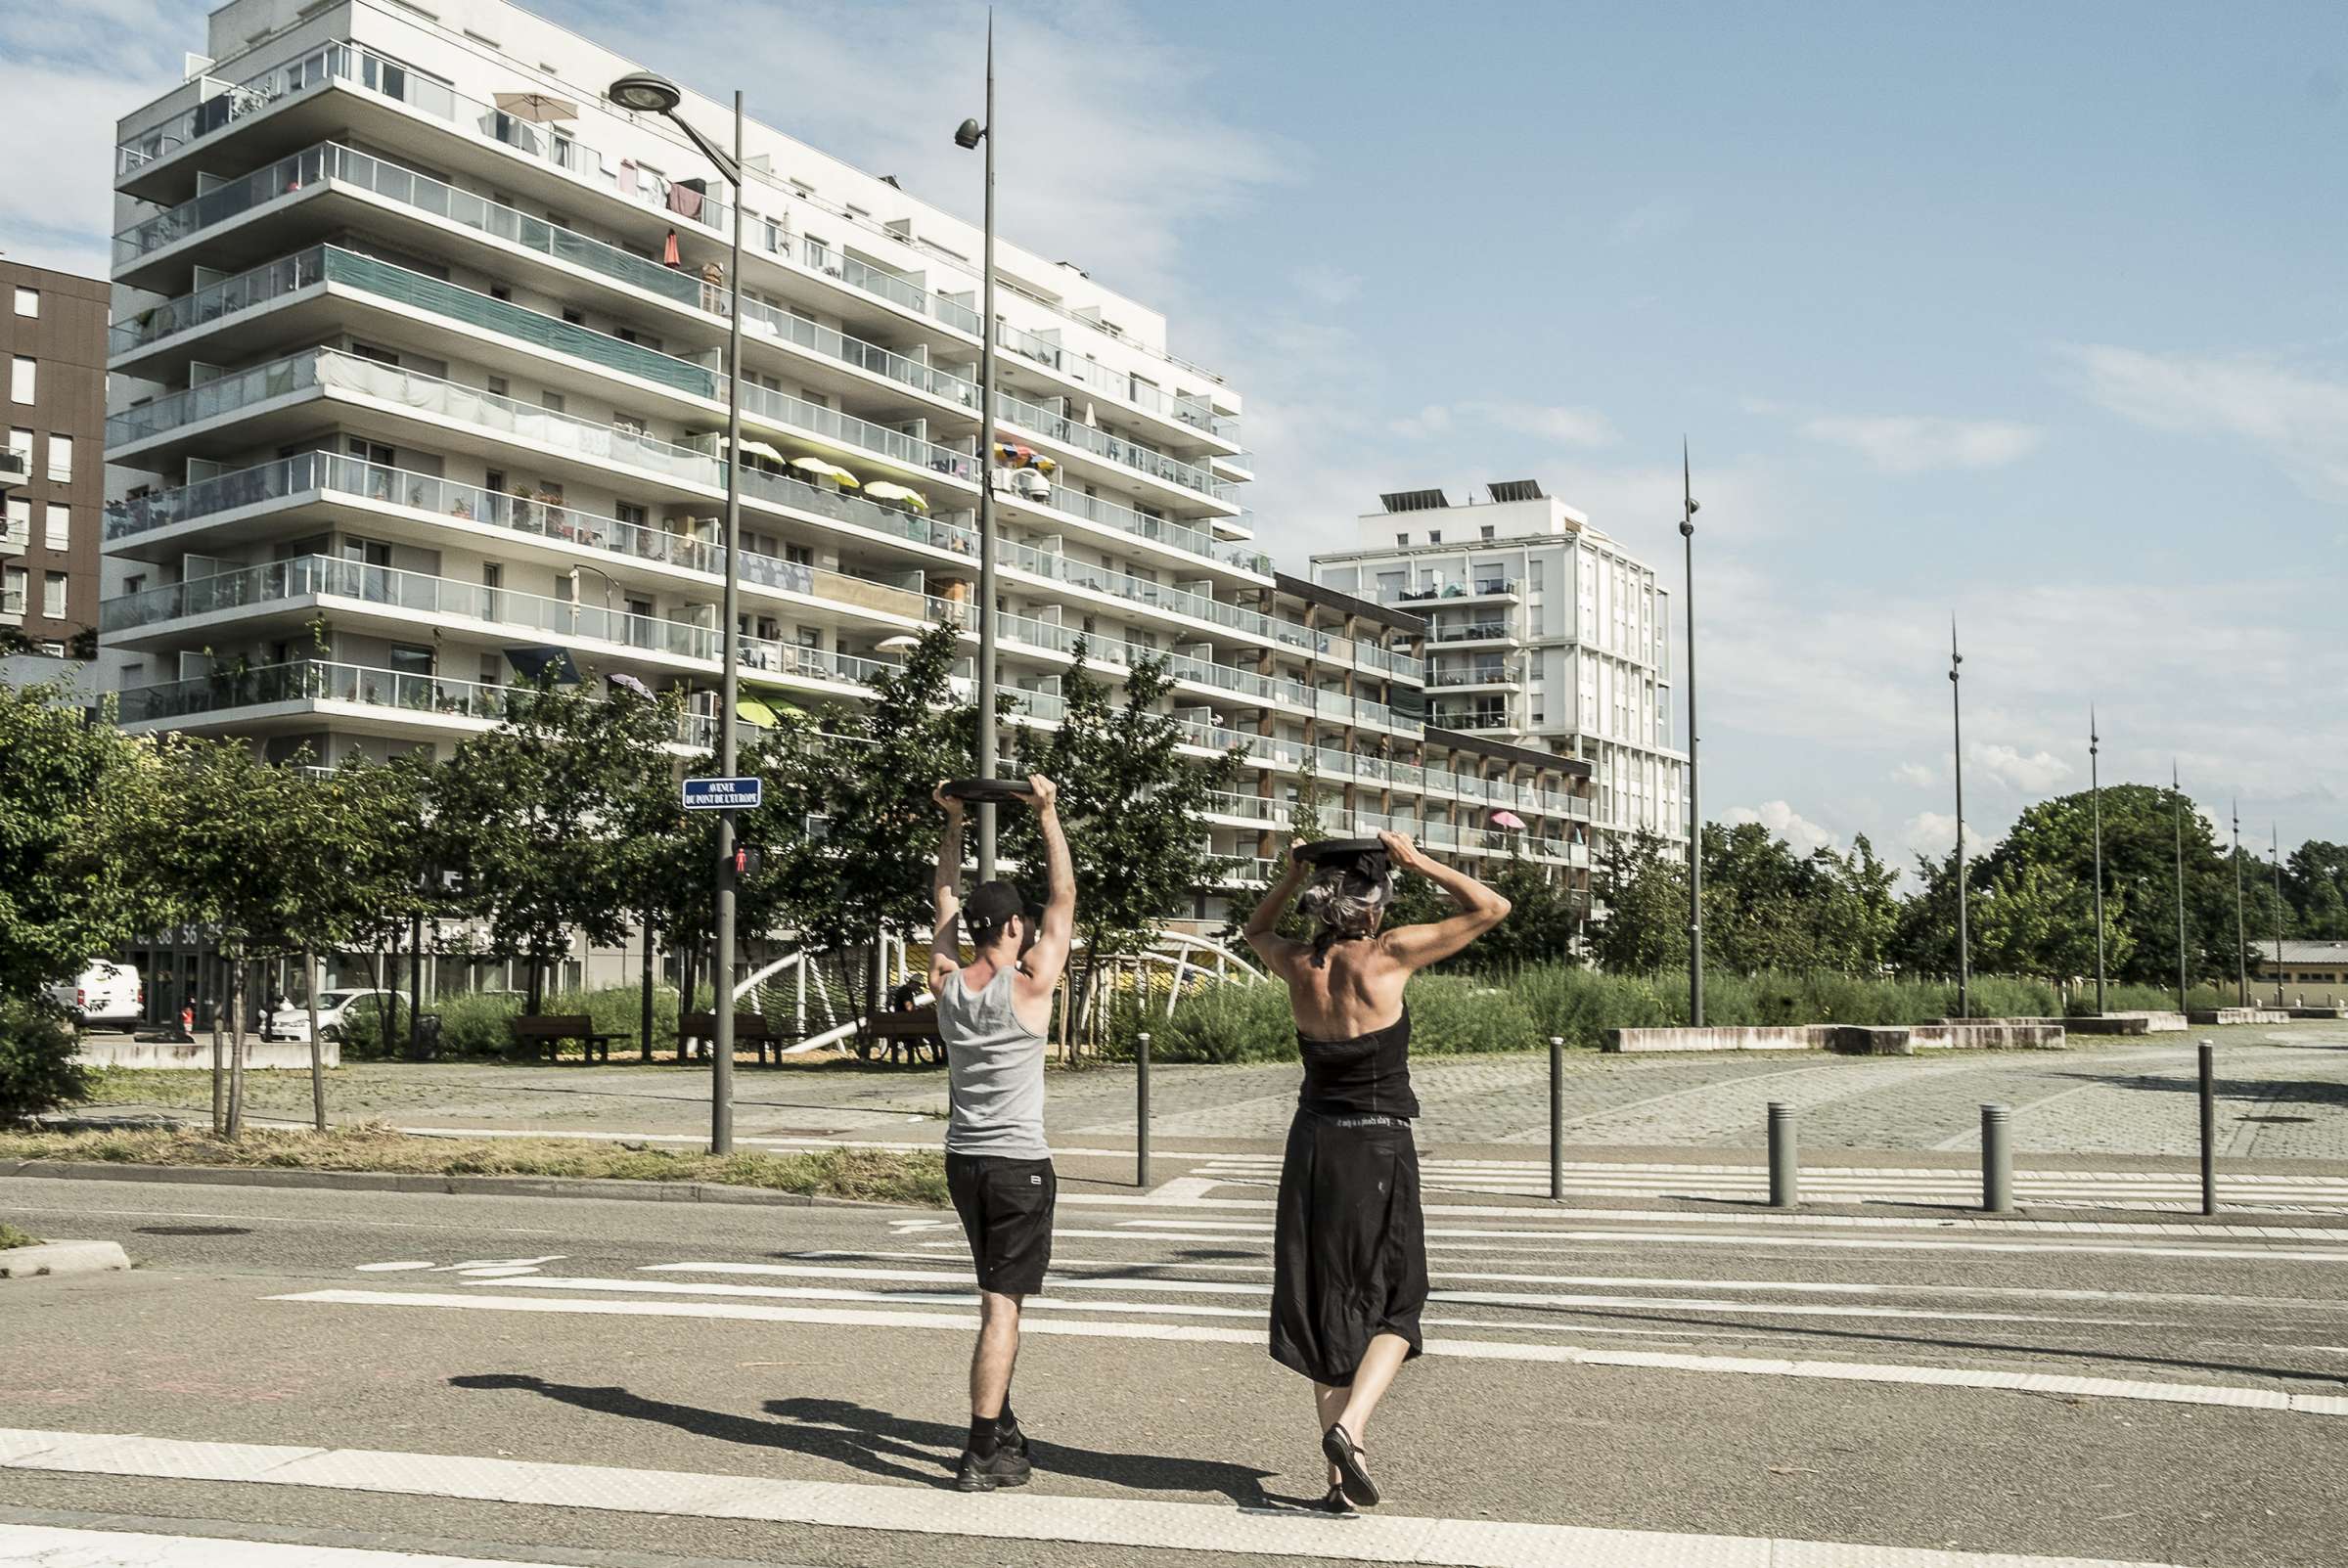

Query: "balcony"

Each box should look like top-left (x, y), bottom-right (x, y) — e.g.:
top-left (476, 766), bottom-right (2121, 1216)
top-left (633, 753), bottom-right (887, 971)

top-left (1425, 619), bottom-right (1517, 647)
top-left (0, 448), bottom-right (25, 491)
top-left (1429, 709), bottom-right (1520, 735)
top-left (113, 39), bottom-right (1234, 443)
top-left (118, 657), bottom-right (526, 731)
top-left (1427, 663), bottom-right (1522, 691)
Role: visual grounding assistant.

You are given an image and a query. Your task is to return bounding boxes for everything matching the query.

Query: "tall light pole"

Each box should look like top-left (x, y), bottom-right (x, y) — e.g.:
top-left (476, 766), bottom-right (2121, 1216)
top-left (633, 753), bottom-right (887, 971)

top-left (1950, 619), bottom-right (1969, 1018)
top-left (2232, 798), bottom-right (2248, 1007)
top-left (608, 71), bottom-right (746, 1153)
top-left (956, 11), bottom-right (1002, 880)
top-left (2171, 760), bottom-right (2189, 1015)
top-left (2272, 824), bottom-right (2288, 1007)
top-left (2089, 704), bottom-right (2105, 1015)
top-left (1680, 441), bottom-right (1702, 1027)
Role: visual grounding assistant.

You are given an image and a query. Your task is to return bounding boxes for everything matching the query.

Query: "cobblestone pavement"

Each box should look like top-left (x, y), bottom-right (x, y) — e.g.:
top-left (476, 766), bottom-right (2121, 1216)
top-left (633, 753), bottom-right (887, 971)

top-left (89, 1019), bottom-right (2348, 1161)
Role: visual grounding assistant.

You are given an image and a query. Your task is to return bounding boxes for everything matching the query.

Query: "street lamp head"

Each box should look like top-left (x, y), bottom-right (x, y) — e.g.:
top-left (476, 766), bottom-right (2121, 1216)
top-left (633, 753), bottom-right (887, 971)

top-left (954, 117), bottom-right (986, 150)
top-left (608, 71), bottom-right (684, 114)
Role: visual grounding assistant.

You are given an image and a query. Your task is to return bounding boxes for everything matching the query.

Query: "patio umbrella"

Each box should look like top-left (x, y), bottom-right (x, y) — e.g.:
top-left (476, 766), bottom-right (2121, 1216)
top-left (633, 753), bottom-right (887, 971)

top-left (608, 672), bottom-right (655, 699)
top-left (1491, 810), bottom-right (1526, 830)
top-left (735, 695), bottom-right (780, 728)
top-left (494, 90), bottom-right (580, 123)
top-left (791, 456), bottom-right (860, 487)
top-left (863, 480), bottom-right (928, 511)
top-left (717, 434), bottom-right (786, 465)
top-left (503, 646), bottom-right (579, 685)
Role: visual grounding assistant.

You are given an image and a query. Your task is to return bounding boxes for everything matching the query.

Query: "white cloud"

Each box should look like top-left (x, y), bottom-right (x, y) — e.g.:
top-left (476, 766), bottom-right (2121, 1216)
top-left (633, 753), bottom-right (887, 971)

top-left (1901, 811), bottom-right (1990, 868)
top-left (1290, 263), bottom-right (1362, 308)
top-left (1609, 199), bottom-right (1690, 246)
top-left (1384, 399), bottom-right (1617, 449)
top-left (1968, 742), bottom-right (2073, 793)
top-left (1892, 761), bottom-right (1939, 788)
top-left (2060, 342), bottom-right (2348, 500)
top-left (1796, 414), bottom-right (2043, 475)
top-left (1721, 800), bottom-right (1841, 856)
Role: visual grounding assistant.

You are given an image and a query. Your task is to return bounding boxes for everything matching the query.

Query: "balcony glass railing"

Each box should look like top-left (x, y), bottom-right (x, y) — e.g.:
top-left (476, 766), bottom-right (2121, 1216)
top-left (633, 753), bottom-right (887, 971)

top-left (993, 387), bottom-right (1231, 501)
top-left (1038, 482), bottom-right (1268, 575)
top-left (113, 37), bottom-right (1232, 429)
top-left (107, 353), bottom-right (321, 448)
top-left (116, 143), bottom-right (331, 264)
top-left (1428, 620), bottom-right (1514, 643)
top-left (119, 657), bottom-right (526, 727)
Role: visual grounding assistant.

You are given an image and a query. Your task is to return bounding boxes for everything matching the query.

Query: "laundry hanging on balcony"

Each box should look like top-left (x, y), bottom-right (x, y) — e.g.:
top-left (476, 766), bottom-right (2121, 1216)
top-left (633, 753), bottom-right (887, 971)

top-left (662, 229), bottom-right (681, 268)
top-left (990, 441), bottom-right (1057, 473)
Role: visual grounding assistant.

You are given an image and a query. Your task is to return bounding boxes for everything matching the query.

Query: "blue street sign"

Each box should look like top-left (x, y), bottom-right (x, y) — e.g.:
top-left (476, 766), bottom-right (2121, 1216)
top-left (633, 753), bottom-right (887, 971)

top-left (682, 776), bottom-right (762, 811)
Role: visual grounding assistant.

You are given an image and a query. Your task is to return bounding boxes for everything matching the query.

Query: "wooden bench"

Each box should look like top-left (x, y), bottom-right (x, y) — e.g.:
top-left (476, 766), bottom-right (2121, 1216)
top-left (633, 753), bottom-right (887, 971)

top-left (855, 1005), bottom-right (943, 1067)
top-left (678, 1011), bottom-right (797, 1065)
top-left (510, 1013), bottom-right (622, 1063)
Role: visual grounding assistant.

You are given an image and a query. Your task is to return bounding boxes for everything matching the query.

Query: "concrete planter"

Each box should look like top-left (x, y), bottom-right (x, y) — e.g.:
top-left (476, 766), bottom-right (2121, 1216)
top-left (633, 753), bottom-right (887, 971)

top-left (1603, 1022), bottom-right (2066, 1054)
top-left (71, 1038), bottom-right (340, 1070)
top-left (0, 1240), bottom-right (130, 1280)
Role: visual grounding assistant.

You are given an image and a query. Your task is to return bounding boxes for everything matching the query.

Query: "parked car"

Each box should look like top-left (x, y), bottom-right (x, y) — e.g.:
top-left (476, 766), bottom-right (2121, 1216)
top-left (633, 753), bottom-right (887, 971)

top-left (47, 962), bottom-right (144, 1028)
top-left (267, 988), bottom-right (398, 1042)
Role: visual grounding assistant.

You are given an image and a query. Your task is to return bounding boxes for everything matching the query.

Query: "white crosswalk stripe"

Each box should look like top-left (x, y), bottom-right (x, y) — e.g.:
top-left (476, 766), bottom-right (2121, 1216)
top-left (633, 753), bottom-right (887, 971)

top-left (0, 1431), bottom-right (2202, 1567)
top-left (0, 1523), bottom-right (579, 1568)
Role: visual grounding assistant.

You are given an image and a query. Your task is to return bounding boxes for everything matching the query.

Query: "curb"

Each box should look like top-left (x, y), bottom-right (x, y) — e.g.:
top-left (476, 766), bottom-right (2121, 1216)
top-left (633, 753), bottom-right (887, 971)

top-left (0, 1239), bottom-right (131, 1280)
top-left (0, 1159), bottom-right (939, 1210)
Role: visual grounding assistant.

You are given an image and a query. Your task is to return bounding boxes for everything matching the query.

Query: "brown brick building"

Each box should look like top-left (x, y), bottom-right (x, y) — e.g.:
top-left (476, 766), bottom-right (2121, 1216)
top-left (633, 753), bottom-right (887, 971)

top-left (1, 259), bottom-right (106, 651)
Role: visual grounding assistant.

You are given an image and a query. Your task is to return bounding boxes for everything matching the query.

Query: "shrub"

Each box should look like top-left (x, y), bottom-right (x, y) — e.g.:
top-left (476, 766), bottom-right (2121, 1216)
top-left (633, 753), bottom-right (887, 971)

top-left (341, 984), bottom-right (689, 1059)
top-left (0, 999), bottom-right (88, 1125)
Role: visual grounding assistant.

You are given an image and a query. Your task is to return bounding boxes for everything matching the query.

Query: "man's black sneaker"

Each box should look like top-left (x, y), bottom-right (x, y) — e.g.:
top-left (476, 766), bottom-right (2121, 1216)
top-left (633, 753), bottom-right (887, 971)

top-left (956, 1446), bottom-right (1032, 1492)
top-left (997, 1423), bottom-right (1028, 1459)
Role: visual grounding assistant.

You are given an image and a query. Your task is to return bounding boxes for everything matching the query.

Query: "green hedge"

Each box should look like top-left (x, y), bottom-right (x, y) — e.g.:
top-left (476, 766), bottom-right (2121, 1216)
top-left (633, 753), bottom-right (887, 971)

top-left (342, 985), bottom-right (693, 1059)
top-left (1097, 965), bottom-right (2237, 1062)
top-left (0, 999), bottom-right (87, 1124)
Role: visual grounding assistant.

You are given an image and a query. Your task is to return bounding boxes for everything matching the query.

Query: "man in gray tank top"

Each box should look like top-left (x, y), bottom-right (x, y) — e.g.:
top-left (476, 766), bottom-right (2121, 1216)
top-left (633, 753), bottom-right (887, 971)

top-left (929, 773), bottom-right (1073, 1492)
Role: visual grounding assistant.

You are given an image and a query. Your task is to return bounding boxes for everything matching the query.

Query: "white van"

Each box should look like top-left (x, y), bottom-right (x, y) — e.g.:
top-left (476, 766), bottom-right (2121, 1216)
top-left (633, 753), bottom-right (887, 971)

top-left (48, 962), bottom-right (145, 1028)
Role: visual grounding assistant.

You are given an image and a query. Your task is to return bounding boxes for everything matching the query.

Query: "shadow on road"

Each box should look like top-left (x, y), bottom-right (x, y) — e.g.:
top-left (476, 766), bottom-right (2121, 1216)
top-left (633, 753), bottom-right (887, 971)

top-left (445, 1374), bottom-right (1278, 1502)
top-left (2046, 1070), bottom-right (2348, 1108)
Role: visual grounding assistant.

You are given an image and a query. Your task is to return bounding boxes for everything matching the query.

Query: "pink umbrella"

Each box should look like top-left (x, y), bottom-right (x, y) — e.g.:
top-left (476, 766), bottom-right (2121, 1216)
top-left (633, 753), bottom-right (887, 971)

top-left (1491, 810), bottom-right (1526, 830)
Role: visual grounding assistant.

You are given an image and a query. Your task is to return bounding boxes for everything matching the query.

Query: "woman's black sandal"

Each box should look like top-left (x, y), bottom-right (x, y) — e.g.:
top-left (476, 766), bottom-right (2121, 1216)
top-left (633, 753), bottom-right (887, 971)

top-left (1321, 1422), bottom-right (1378, 1507)
top-left (1315, 1483), bottom-right (1358, 1515)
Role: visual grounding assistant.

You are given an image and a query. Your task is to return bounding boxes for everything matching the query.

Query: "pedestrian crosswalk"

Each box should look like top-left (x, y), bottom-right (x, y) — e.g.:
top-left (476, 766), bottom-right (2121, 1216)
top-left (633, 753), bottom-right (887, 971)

top-left (1188, 1153), bottom-right (2348, 1215)
top-left (0, 1437), bottom-right (2204, 1567)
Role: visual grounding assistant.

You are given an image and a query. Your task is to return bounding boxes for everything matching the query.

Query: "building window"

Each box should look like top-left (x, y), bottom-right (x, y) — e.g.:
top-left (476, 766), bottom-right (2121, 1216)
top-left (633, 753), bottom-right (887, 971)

top-left (11, 288), bottom-right (35, 318)
top-left (44, 504), bottom-right (68, 551)
top-left (41, 571), bottom-right (66, 619)
top-left (1427, 529), bottom-right (1441, 544)
top-left (46, 434), bottom-right (69, 483)
top-left (9, 357), bottom-right (32, 404)
top-left (4, 496), bottom-right (25, 546)
top-left (1480, 524), bottom-right (1494, 540)
top-left (3, 564), bottom-right (24, 613)
top-left (1395, 532), bottom-right (1409, 547)
top-left (541, 391), bottom-right (565, 414)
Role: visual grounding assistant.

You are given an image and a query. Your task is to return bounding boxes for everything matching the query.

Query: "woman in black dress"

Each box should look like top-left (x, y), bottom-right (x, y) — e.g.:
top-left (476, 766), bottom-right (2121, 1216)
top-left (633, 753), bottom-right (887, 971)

top-left (1242, 830), bottom-right (1512, 1511)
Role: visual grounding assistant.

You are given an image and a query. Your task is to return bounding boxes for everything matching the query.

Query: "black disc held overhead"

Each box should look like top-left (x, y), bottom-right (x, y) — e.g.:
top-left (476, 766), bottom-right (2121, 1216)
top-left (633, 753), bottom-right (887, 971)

top-left (940, 778), bottom-right (1034, 806)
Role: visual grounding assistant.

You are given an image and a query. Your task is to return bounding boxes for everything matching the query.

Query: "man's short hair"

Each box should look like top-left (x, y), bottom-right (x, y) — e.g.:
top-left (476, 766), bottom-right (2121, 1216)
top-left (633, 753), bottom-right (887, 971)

top-left (962, 879), bottom-right (1037, 951)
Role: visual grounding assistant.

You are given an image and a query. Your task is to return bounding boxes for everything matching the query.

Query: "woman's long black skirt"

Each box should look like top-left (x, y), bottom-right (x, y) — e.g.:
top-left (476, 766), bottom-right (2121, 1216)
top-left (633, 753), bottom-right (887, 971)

top-left (1269, 1108), bottom-right (1428, 1386)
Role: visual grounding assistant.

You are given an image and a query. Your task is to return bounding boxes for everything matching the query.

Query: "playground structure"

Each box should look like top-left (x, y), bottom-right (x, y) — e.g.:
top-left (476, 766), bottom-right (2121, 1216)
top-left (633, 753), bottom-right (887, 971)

top-left (729, 928), bottom-right (1267, 1059)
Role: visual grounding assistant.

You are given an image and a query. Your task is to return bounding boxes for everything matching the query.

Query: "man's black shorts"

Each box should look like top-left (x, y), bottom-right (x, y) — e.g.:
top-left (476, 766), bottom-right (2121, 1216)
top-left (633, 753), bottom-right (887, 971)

top-left (946, 1152), bottom-right (1057, 1297)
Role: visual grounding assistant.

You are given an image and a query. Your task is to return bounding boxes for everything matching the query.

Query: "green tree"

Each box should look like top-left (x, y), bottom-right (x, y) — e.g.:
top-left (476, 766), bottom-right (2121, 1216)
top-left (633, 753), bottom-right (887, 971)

top-left (1006, 642), bottom-right (1245, 1039)
top-left (1972, 858), bottom-right (2136, 981)
top-left (428, 678), bottom-right (685, 1014)
top-left (1590, 829), bottom-right (1691, 972)
top-left (2285, 841), bottom-right (2348, 940)
top-left (0, 681), bottom-right (156, 1005)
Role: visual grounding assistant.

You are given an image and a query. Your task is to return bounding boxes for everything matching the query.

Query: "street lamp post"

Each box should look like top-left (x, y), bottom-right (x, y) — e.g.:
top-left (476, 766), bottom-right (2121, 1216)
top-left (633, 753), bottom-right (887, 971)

top-left (2272, 824), bottom-right (2288, 1007)
top-left (2232, 799), bottom-right (2248, 1007)
top-left (2171, 761), bottom-right (2189, 1015)
top-left (1680, 442), bottom-right (1702, 1027)
top-left (607, 70), bottom-right (746, 1154)
top-left (1950, 620), bottom-right (1969, 1018)
top-left (956, 12), bottom-right (1002, 880)
top-left (2090, 705), bottom-right (2105, 1016)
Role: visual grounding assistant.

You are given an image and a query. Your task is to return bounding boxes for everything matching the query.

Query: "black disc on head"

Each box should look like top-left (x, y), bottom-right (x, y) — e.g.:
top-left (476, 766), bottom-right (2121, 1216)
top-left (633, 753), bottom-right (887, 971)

top-left (1296, 836), bottom-right (1384, 865)
top-left (941, 778), bottom-right (1031, 805)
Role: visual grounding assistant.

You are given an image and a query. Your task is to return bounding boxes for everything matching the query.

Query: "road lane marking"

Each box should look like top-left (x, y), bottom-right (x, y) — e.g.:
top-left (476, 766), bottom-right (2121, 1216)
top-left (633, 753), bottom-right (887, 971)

top-left (266, 1290), bottom-right (2348, 1417)
top-left (636, 1262), bottom-right (2145, 1326)
top-left (0, 1428), bottom-right (2199, 1567)
top-left (0, 1522), bottom-right (593, 1568)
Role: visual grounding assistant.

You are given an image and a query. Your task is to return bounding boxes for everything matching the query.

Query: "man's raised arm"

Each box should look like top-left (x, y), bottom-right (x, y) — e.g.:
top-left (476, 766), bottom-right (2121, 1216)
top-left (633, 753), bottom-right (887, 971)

top-left (928, 783), bottom-right (965, 990)
top-left (1377, 831), bottom-right (1511, 971)
top-left (1243, 848), bottom-right (1310, 974)
top-left (1022, 775), bottom-right (1075, 989)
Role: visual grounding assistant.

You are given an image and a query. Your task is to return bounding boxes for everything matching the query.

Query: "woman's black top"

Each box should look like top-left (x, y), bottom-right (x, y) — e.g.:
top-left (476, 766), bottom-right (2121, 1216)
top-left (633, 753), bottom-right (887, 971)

top-left (1295, 1007), bottom-right (1418, 1120)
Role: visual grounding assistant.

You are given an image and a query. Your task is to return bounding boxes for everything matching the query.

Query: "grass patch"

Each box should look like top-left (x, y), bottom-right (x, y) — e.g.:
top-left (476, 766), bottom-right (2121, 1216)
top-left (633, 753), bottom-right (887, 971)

top-left (0, 1222), bottom-right (39, 1249)
top-left (0, 1124), bottom-right (949, 1207)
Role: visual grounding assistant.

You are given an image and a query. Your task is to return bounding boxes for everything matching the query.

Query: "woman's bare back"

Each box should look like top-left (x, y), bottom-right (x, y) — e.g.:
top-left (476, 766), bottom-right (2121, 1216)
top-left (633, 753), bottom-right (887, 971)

top-left (1283, 937), bottom-right (1410, 1040)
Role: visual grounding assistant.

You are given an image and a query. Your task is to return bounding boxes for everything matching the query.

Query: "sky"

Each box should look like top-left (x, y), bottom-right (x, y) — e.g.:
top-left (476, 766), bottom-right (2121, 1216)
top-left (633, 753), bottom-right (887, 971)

top-left (7, 0), bottom-right (2344, 871)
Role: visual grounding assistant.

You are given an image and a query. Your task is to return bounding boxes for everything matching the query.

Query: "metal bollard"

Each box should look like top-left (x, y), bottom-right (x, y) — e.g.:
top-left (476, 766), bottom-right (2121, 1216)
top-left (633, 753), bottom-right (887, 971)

top-left (1549, 1036), bottom-right (1565, 1201)
top-left (1981, 1103), bottom-right (2013, 1214)
top-left (1135, 1030), bottom-right (1151, 1189)
top-left (2198, 1039), bottom-right (2218, 1216)
top-left (1767, 1101), bottom-right (1798, 1210)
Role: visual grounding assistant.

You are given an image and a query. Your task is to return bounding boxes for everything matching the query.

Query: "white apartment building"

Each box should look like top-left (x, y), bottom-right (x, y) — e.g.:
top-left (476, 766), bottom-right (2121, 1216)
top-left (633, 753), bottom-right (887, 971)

top-left (1312, 482), bottom-right (1686, 861)
top-left (101, 0), bottom-right (1593, 966)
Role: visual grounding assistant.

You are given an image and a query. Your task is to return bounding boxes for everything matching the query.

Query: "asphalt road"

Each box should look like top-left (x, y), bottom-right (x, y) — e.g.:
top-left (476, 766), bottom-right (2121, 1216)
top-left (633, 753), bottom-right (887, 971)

top-left (6, 1170), bottom-right (2348, 1568)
